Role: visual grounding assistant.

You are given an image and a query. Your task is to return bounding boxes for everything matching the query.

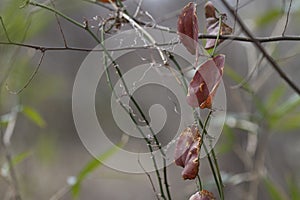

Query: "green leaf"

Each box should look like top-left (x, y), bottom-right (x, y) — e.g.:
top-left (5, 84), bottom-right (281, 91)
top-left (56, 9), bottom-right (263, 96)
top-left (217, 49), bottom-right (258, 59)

top-left (71, 136), bottom-right (128, 198)
top-left (1, 151), bottom-right (32, 176)
top-left (265, 85), bottom-right (286, 111)
top-left (287, 176), bottom-right (300, 200)
top-left (272, 94), bottom-right (300, 118)
top-left (256, 9), bottom-right (283, 27)
top-left (12, 151), bottom-right (32, 166)
top-left (264, 178), bottom-right (286, 200)
top-left (21, 106), bottom-right (46, 127)
top-left (271, 113), bottom-right (300, 132)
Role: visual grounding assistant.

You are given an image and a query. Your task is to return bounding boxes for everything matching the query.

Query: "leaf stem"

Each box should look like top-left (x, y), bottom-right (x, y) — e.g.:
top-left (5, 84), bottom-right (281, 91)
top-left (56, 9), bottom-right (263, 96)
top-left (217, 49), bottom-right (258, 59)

top-left (210, 17), bottom-right (222, 56)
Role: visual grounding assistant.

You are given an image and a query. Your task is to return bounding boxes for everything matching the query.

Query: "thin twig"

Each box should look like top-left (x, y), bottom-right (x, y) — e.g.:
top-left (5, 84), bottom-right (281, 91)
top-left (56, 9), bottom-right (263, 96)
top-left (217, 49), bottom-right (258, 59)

top-left (211, 17), bottom-right (223, 56)
top-left (220, 0), bottom-right (300, 95)
top-left (0, 17), bottom-right (12, 42)
top-left (5, 52), bottom-right (45, 95)
top-left (28, 3), bottom-right (169, 199)
top-left (3, 34), bottom-right (300, 53)
top-left (107, 3), bottom-right (172, 198)
top-left (50, 0), bottom-right (68, 47)
top-left (100, 28), bottom-right (167, 200)
top-left (138, 155), bottom-right (160, 200)
top-left (233, 0), bottom-right (239, 34)
top-left (282, 0), bottom-right (293, 36)
top-left (231, 55), bottom-right (264, 89)
top-left (133, 0), bottom-right (143, 18)
top-left (49, 185), bottom-right (70, 200)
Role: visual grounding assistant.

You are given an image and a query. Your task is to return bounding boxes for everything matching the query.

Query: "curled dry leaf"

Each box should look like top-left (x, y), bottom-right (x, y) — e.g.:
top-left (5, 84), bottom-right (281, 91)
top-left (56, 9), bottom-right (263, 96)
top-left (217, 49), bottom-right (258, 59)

top-left (204, 1), bottom-right (232, 49)
top-left (174, 125), bottom-right (201, 180)
top-left (177, 2), bottom-right (199, 55)
top-left (186, 54), bottom-right (225, 109)
top-left (189, 190), bottom-right (216, 200)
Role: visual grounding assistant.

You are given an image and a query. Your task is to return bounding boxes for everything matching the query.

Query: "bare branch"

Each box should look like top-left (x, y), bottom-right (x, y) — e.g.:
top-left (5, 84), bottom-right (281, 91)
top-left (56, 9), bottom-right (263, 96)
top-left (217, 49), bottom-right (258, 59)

top-left (220, 0), bottom-right (300, 95)
top-left (3, 34), bottom-right (300, 53)
top-left (0, 17), bottom-right (12, 43)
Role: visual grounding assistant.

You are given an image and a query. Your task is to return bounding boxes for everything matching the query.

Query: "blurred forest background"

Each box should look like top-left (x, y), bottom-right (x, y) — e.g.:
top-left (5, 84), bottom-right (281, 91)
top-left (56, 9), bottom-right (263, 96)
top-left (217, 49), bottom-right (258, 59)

top-left (1, 0), bottom-right (300, 199)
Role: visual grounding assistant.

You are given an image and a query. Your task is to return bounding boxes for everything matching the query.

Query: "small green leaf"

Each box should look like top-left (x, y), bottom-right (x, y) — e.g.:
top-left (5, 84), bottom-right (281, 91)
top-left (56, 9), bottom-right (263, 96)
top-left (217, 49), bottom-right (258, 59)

top-left (1, 151), bottom-right (32, 176)
top-left (271, 114), bottom-right (300, 132)
top-left (287, 176), bottom-right (300, 200)
top-left (264, 178), bottom-right (286, 200)
top-left (71, 136), bottom-right (128, 198)
top-left (12, 151), bottom-right (32, 166)
top-left (265, 85), bottom-right (286, 111)
top-left (21, 106), bottom-right (46, 127)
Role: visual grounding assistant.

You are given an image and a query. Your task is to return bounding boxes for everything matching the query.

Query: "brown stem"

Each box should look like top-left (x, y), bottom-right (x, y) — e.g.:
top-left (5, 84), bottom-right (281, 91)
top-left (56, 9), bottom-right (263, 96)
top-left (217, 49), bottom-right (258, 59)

top-left (220, 0), bottom-right (300, 95)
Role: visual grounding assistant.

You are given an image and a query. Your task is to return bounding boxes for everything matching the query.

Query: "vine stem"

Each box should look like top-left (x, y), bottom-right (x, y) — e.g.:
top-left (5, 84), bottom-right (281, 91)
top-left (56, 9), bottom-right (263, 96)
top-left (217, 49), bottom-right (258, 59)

top-left (100, 28), bottom-right (166, 199)
top-left (210, 17), bottom-right (222, 57)
top-left (169, 54), bottom-right (224, 199)
top-left (198, 111), bottom-right (224, 200)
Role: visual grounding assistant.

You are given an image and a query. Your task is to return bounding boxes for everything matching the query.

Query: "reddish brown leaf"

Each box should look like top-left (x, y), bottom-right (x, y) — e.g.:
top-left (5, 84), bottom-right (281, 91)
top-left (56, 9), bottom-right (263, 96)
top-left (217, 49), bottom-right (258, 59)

top-left (174, 125), bottom-right (201, 180)
top-left (189, 190), bottom-right (216, 200)
top-left (177, 2), bottom-right (199, 55)
top-left (204, 1), bottom-right (232, 49)
top-left (186, 54), bottom-right (225, 109)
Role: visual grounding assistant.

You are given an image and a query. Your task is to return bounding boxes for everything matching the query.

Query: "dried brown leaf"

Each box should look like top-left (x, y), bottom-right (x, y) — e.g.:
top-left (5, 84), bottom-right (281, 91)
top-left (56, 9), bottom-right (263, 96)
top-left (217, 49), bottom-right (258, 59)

top-left (204, 1), bottom-right (232, 49)
top-left (174, 125), bottom-right (201, 180)
top-left (186, 54), bottom-right (225, 109)
top-left (177, 2), bottom-right (199, 55)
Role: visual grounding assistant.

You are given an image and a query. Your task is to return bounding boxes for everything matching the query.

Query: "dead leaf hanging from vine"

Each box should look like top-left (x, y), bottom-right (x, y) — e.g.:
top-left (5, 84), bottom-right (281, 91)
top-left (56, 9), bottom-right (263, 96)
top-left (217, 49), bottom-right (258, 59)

top-left (177, 2), bottom-right (199, 55)
top-left (174, 125), bottom-right (201, 180)
top-left (186, 54), bottom-right (225, 109)
top-left (205, 1), bottom-right (232, 50)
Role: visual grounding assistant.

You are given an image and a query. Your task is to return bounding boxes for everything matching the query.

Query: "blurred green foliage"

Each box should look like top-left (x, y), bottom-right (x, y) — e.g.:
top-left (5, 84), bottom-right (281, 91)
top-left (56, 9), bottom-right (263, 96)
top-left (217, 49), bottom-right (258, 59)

top-left (255, 8), bottom-right (283, 28)
top-left (72, 139), bottom-right (127, 198)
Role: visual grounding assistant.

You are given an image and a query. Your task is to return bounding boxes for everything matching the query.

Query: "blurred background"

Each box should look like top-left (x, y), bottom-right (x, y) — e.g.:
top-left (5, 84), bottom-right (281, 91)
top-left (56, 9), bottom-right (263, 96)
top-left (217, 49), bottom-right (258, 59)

top-left (1, 0), bottom-right (300, 199)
